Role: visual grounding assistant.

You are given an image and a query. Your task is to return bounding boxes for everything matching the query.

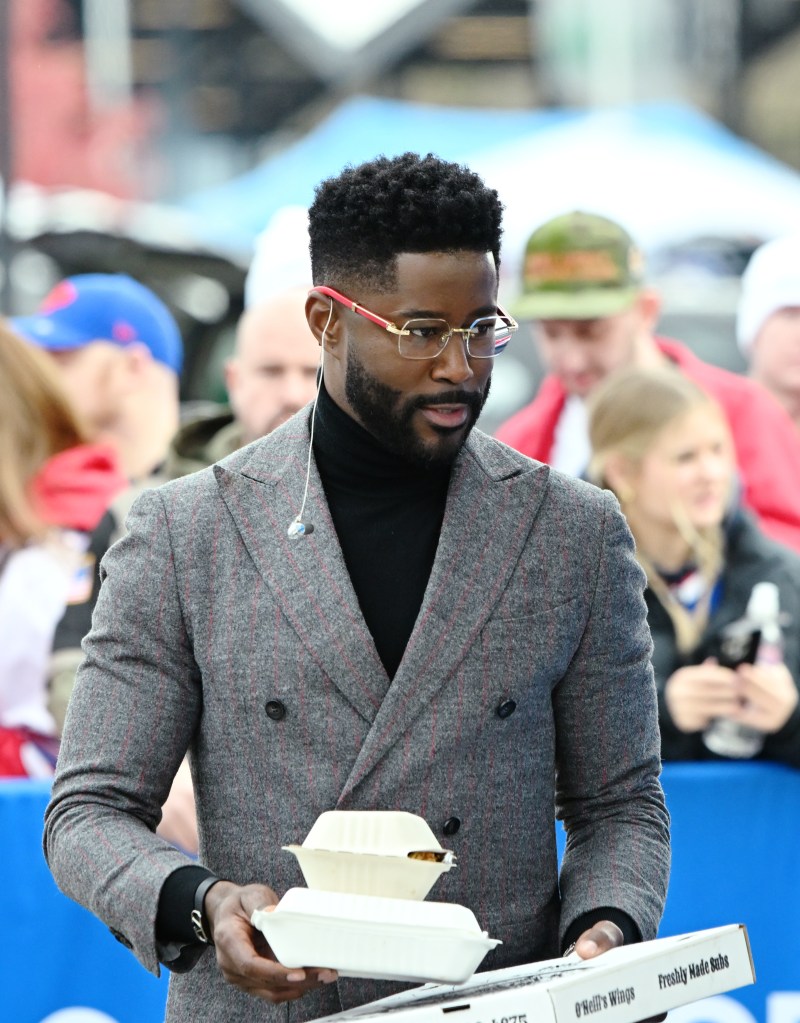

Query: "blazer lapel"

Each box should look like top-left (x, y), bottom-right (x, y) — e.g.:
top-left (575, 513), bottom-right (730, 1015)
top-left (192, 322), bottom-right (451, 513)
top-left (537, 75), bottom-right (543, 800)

top-left (215, 411), bottom-right (389, 724)
top-left (338, 431), bottom-right (551, 800)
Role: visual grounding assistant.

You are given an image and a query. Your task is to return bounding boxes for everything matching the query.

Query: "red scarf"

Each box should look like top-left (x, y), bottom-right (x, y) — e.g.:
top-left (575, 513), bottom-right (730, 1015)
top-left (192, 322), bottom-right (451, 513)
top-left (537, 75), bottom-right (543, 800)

top-left (29, 444), bottom-right (128, 532)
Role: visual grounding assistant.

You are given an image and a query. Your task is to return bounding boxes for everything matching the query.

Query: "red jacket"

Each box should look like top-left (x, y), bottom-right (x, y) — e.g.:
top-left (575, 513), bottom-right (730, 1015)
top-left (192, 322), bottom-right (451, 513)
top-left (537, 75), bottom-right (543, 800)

top-left (496, 337), bottom-right (800, 552)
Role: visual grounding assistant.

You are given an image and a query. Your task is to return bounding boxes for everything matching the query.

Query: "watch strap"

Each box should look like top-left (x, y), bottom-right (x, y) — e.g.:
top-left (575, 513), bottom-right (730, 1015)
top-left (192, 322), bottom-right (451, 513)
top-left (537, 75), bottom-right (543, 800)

top-left (190, 875), bottom-right (221, 945)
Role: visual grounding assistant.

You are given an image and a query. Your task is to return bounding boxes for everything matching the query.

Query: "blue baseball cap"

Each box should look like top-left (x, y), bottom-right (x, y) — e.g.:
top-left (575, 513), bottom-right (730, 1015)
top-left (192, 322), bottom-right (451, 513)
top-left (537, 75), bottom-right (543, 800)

top-left (12, 273), bottom-right (183, 374)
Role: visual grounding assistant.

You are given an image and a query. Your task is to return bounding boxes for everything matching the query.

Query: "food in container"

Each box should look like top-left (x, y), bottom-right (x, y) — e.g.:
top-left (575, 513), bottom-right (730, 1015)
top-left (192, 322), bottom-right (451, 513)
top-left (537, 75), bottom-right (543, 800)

top-left (283, 810), bottom-right (456, 900)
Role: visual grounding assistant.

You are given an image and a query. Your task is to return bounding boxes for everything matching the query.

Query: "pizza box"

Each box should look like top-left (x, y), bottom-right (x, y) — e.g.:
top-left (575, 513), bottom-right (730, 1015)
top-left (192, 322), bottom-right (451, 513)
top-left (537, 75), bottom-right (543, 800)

top-left (308, 924), bottom-right (754, 1023)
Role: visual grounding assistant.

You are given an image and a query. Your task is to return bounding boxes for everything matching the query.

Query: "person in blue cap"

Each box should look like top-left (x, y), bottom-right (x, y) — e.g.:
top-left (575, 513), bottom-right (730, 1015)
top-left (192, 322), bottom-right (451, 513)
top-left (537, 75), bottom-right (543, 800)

top-left (14, 273), bottom-right (184, 482)
top-left (13, 274), bottom-right (197, 852)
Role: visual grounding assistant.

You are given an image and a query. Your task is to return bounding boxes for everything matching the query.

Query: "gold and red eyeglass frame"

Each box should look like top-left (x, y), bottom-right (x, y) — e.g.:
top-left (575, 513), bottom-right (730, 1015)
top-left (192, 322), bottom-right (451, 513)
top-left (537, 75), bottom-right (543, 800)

top-left (310, 284), bottom-right (516, 356)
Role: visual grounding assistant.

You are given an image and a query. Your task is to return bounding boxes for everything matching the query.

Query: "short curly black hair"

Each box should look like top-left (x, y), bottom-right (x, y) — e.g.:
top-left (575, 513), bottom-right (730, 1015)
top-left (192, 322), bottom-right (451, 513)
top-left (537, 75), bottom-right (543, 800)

top-left (308, 152), bottom-right (503, 291)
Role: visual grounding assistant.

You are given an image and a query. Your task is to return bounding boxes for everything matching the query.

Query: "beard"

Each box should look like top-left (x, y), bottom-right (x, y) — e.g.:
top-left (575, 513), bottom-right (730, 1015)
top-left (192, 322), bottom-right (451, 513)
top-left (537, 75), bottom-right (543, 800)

top-left (343, 347), bottom-right (490, 469)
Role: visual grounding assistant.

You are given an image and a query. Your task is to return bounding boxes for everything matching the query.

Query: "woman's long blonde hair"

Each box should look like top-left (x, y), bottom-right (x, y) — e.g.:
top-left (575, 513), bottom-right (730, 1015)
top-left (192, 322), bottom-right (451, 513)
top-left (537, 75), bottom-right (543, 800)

top-left (0, 320), bottom-right (86, 547)
top-left (587, 366), bottom-right (731, 652)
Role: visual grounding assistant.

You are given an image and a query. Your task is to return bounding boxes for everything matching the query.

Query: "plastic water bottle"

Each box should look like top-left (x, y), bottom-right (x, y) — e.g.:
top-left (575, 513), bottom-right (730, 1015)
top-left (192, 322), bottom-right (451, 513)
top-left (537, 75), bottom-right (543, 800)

top-left (702, 582), bottom-right (782, 758)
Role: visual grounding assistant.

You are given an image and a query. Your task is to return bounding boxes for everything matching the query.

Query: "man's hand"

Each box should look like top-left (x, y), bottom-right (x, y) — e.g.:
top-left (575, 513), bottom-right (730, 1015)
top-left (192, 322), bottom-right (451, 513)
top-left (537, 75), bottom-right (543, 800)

top-left (205, 881), bottom-right (338, 1003)
top-left (664, 660), bottom-right (740, 733)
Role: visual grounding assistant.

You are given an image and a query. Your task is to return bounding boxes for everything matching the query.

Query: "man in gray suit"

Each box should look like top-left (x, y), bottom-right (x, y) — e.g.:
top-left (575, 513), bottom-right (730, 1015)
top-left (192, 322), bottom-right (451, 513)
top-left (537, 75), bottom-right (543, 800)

top-left (44, 153), bottom-right (670, 1023)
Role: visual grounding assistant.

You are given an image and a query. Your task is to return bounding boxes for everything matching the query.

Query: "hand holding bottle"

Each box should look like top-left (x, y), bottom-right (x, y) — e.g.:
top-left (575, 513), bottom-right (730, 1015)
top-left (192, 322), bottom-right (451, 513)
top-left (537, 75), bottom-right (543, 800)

top-left (730, 661), bottom-right (798, 733)
top-left (703, 581), bottom-right (784, 757)
top-left (665, 659), bottom-right (740, 733)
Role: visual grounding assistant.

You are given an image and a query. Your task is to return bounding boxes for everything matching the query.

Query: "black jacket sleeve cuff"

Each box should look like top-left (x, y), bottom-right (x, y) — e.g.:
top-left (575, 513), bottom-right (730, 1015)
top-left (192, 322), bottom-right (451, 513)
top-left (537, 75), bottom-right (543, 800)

top-left (156, 938), bottom-right (210, 974)
top-left (156, 864), bottom-right (218, 952)
top-left (562, 907), bottom-right (642, 955)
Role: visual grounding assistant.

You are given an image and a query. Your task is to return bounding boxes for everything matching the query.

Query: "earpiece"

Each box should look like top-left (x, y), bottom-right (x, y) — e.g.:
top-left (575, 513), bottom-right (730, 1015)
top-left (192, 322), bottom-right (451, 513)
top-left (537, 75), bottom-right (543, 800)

top-left (287, 300), bottom-right (332, 540)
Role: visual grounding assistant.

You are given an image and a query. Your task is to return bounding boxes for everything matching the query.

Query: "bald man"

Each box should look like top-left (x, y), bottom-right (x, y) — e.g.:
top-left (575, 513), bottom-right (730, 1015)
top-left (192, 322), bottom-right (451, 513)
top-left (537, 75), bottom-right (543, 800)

top-left (166, 286), bottom-right (320, 478)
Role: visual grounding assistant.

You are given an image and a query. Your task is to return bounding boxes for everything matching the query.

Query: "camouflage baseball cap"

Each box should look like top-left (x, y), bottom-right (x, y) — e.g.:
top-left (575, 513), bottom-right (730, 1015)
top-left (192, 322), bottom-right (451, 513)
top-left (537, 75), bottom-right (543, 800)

top-left (511, 211), bottom-right (646, 320)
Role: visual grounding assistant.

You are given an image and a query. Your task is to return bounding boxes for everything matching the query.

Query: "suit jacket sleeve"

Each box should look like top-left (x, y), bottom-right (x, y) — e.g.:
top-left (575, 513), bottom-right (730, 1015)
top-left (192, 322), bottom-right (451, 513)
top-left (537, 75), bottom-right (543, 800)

top-left (43, 487), bottom-right (203, 976)
top-left (553, 489), bottom-right (670, 946)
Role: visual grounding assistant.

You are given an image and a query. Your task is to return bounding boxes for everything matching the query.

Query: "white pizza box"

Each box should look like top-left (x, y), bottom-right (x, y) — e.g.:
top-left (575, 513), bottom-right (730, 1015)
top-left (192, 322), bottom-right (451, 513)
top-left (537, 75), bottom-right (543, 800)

top-left (283, 811), bottom-right (455, 900)
top-left (308, 924), bottom-right (754, 1023)
top-left (251, 887), bottom-right (501, 984)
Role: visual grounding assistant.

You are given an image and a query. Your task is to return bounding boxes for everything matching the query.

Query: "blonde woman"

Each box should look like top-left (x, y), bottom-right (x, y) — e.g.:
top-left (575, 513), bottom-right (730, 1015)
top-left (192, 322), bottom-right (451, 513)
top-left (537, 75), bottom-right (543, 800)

top-left (0, 322), bottom-right (125, 776)
top-left (588, 366), bottom-right (800, 765)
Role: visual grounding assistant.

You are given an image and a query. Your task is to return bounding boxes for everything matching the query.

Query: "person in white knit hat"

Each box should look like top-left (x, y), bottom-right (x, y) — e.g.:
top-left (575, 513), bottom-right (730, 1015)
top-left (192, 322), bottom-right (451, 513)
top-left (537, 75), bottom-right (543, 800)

top-left (737, 236), bottom-right (800, 432)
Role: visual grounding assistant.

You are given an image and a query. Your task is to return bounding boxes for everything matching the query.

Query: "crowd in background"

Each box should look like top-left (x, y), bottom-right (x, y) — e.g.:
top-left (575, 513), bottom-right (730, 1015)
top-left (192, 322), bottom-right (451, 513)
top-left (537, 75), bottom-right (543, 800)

top-left (2, 203), bottom-right (800, 842)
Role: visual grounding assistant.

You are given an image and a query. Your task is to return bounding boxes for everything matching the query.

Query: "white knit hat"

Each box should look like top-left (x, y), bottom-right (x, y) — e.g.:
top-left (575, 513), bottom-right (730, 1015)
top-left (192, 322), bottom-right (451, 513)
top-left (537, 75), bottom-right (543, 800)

top-left (736, 235), bottom-right (800, 355)
top-left (244, 206), bottom-right (312, 309)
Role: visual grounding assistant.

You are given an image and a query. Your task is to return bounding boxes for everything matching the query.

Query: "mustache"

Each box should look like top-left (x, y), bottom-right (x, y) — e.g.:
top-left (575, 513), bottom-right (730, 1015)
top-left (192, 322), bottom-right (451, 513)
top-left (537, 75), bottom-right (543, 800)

top-left (408, 389), bottom-right (485, 412)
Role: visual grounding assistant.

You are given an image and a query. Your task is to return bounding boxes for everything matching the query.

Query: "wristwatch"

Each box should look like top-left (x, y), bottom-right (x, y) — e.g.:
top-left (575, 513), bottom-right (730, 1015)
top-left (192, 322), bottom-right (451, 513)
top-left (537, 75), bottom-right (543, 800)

top-left (190, 876), bottom-right (221, 945)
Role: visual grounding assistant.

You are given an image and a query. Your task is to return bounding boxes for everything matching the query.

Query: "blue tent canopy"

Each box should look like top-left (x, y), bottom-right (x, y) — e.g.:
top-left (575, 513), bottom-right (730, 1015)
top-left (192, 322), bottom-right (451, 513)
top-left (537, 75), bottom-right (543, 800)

top-left (181, 96), bottom-right (574, 251)
top-left (182, 95), bottom-right (800, 269)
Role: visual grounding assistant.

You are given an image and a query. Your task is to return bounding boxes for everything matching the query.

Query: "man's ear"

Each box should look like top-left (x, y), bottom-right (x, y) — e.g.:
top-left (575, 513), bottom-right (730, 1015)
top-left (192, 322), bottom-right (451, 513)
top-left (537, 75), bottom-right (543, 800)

top-left (305, 292), bottom-right (342, 356)
top-left (635, 287), bottom-right (662, 332)
top-left (223, 357), bottom-right (238, 397)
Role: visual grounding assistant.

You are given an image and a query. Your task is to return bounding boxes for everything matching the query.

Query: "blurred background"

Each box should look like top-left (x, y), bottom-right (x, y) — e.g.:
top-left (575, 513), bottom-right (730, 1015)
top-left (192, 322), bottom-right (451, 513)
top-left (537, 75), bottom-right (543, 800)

top-left (4, 0), bottom-right (800, 430)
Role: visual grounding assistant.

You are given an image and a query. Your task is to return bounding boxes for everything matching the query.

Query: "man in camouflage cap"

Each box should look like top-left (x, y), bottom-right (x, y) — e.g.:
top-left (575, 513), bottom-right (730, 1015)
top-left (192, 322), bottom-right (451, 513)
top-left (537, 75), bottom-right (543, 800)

top-left (512, 211), bottom-right (647, 322)
top-left (496, 211), bottom-right (800, 552)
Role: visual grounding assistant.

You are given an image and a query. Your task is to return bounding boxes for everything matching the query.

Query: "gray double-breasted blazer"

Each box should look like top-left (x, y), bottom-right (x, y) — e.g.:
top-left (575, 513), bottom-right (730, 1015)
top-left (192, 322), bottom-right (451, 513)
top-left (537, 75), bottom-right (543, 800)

top-left (44, 408), bottom-right (669, 1023)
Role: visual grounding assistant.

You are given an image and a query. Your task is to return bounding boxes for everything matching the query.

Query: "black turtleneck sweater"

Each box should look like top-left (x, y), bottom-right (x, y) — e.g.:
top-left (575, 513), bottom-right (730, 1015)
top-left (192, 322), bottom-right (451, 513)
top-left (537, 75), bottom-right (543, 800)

top-left (312, 382), bottom-right (450, 681)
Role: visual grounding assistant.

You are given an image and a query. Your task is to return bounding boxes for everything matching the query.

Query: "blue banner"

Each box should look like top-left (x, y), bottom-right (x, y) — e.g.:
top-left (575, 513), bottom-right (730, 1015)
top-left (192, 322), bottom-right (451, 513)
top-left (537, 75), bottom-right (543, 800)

top-left (1, 779), bottom-right (169, 1023)
top-left (658, 763), bottom-right (800, 1023)
top-left (3, 763), bottom-right (799, 1023)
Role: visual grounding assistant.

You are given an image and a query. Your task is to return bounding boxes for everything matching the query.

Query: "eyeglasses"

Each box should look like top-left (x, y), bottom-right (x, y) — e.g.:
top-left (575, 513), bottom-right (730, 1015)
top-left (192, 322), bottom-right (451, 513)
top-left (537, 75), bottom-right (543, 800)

top-left (313, 285), bottom-right (517, 360)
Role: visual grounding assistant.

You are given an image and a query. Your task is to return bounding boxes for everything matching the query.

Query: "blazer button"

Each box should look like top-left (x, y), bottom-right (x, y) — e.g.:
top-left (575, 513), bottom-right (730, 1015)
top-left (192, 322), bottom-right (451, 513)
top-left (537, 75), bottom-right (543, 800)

top-left (496, 699), bottom-right (517, 719)
top-left (442, 816), bottom-right (461, 837)
top-left (265, 699), bottom-right (287, 721)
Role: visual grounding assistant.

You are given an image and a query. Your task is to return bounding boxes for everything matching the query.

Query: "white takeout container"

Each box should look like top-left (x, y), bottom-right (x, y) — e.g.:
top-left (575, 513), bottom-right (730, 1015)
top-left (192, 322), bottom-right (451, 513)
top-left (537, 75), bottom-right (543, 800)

top-left (251, 887), bottom-right (501, 984)
top-left (283, 811), bottom-right (455, 900)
